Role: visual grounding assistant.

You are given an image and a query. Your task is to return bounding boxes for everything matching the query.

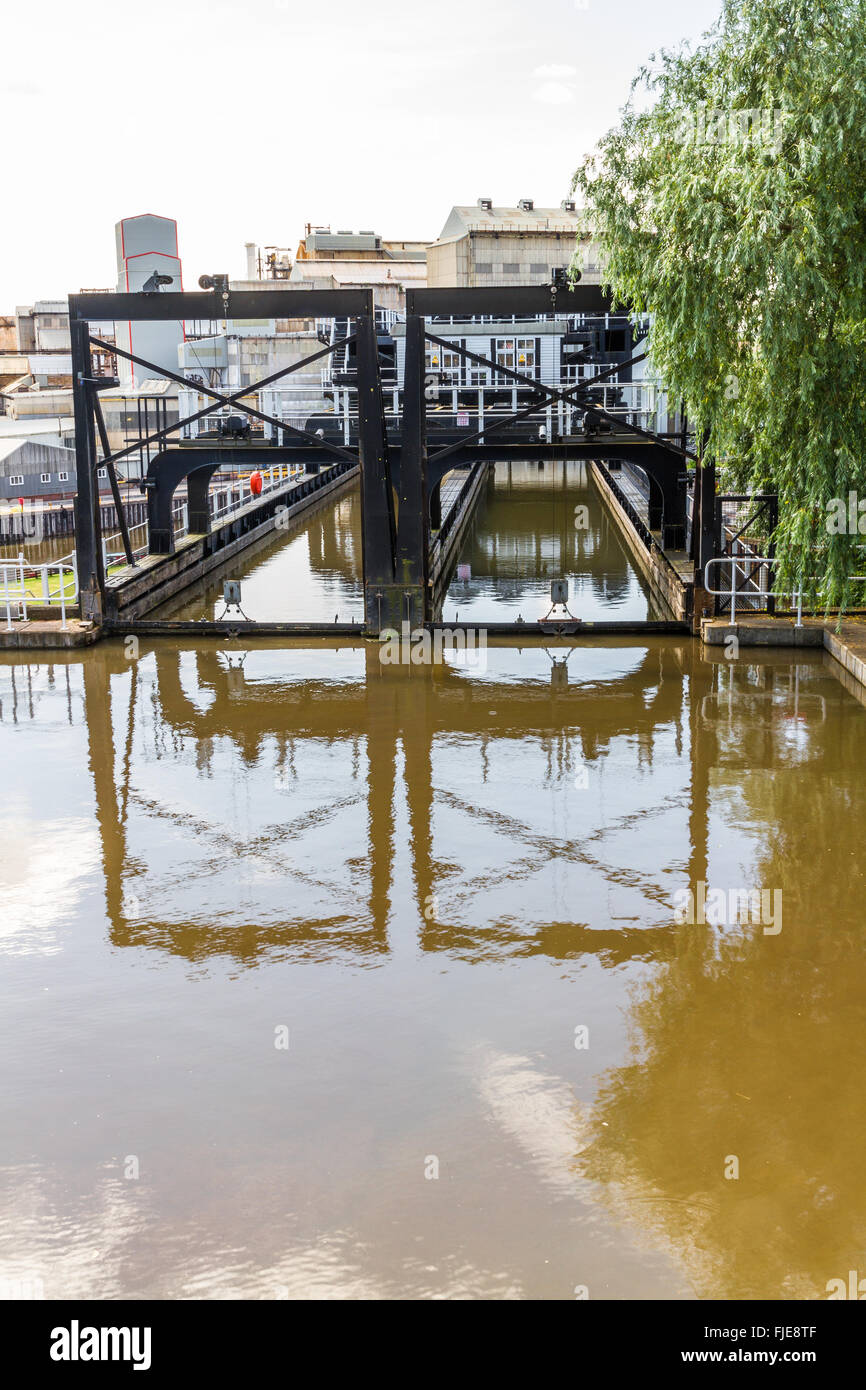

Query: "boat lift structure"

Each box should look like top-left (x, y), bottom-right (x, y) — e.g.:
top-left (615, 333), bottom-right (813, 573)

top-left (69, 283), bottom-right (714, 632)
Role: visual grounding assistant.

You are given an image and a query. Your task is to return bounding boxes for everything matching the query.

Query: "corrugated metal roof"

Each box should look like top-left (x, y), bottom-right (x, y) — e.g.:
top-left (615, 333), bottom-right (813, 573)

top-left (0, 415), bottom-right (72, 437)
top-left (0, 435), bottom-right (73, 462)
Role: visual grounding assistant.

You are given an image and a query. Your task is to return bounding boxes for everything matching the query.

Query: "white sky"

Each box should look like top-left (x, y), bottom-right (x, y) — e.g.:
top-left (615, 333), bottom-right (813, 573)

top-left (2, 0), bottom-right (721, 309)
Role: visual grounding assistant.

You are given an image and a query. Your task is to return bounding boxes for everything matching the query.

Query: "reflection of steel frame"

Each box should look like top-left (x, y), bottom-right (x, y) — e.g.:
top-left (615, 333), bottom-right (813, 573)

top-left (82, 642), bottom-right (686, 961)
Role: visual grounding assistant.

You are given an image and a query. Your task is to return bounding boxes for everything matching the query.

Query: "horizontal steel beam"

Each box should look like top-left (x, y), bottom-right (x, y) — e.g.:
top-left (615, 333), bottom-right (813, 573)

top-left (103, 619), bottom-right (688, 639)
top-left (406, 285), bottom-right (615, 316)
top-left (69, 287), bottom-right (374, 322)
top-left (103, 621), bottom-right (366, 637)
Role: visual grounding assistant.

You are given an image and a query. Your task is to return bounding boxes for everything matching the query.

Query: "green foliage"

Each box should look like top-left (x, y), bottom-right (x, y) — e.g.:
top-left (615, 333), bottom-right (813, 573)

top-left (572, 0), bottom-right (866, 606)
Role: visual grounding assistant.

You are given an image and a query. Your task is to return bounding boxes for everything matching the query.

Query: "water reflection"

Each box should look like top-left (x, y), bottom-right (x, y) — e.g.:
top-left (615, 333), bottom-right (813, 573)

top-left (443, 460), bottom-right (660, 622)
top-left (1, 642), bottom-right (865, 1300)
top-left (75, 640), bottom-right (697, 963)
top-left (156, 490), bottom-right (363, 623)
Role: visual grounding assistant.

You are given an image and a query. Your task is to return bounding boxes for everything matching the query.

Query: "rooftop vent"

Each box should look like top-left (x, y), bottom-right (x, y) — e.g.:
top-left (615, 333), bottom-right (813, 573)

top-left (336, 229), bottom-right (353, 235)
top-left (477, 198), bottom-right (493, 211)
top-left (358, 230), bottom-right (376, 235)
top-left (518, 198), bottom-right (534, 212)
top-left (561, 199), bottom-right (576, 212)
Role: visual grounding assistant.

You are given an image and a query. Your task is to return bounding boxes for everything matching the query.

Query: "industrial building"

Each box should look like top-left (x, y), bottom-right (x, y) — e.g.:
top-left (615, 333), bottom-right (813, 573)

top-left (425, 199), bottom-right (601, 288)
top-left (0, 301), bottom-right (73, 391)
top-left (0, 435), bottom-right (78, 503)
top-left (243, 226), bottom-right (428, 313)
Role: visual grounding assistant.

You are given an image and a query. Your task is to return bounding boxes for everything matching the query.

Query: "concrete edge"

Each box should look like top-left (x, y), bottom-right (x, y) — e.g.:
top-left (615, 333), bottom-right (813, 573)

top-left (587, 460), bottom-right (690, 624)
top-left (701, 616), bottom-right (866, 694)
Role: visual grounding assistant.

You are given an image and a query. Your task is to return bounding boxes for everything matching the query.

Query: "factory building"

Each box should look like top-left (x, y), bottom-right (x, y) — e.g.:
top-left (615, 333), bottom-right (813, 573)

top-left (0, 435), bottom-right (78, 503)
top-left (291, 229), bottom-right (426, 314)
top-left (242, 226), bottom-right (428, 314)
top-left (3, 302), bottom-right (73, 388)
top-left (425, 200), bottom-right (600, 288)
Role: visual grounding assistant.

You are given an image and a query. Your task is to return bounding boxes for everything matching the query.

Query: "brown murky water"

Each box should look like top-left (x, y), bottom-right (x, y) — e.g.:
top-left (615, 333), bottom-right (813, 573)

top-left (1, 471), bottom-right (865, 1301)
top-left (159, 461), bottom-right (658, 624)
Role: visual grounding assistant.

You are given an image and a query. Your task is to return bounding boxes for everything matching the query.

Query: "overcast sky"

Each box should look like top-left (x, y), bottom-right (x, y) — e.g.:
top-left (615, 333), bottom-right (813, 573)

top-left (2, 0), bottom-right (721, 309)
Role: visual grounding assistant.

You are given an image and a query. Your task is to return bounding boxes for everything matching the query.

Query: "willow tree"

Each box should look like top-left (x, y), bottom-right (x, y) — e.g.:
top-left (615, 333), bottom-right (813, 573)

top-left (571, 0), bottom-right (866, 607)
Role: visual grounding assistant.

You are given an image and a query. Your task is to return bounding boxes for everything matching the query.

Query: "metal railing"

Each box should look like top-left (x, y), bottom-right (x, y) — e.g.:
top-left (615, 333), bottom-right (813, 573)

top-left (102, 500), bottom-right (188, 569)
top-left (209, 464), bottom-right (303, 523)
top-left (704, 556), bottom-right (787, 623)
top-left (704, 556), bottom-right (866, 625)
top-left (1, 552), bottom-right (78, 630)
top-left (713, 494), bottom-right (778, 615)
top-left (101, 468), bottom-right (304, 573)
top-left (596, 460), bottom-right (655, 553)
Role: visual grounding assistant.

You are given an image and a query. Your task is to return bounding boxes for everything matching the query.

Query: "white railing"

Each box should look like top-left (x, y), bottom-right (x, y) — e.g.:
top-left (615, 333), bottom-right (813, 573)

top-left (100, 467), bottom-right (306, 575)
top-left (703, 556), bottom-right (866, 625)
top-left (1, 552), bottom-right (78, 631)
top-left (209, 465), bottom-right (304, 523)
top-left (324, 389), bottom-right (655, 447)
top-left (101, 501), bottom-right (188, 570)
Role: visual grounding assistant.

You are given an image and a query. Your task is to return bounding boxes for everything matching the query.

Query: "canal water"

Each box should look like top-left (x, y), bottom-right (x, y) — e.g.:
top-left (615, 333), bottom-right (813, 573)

top-left (157, 461), bottom-right (660, 624)
top-left (1, 470), bottom-right (865, 1301)
top-left (441, 460), bottom-right (660, 623)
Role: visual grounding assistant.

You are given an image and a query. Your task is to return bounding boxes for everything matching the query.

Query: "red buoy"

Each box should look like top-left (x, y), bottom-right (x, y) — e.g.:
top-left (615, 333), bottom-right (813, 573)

top-left (249, 470), bottom-right (263, 497)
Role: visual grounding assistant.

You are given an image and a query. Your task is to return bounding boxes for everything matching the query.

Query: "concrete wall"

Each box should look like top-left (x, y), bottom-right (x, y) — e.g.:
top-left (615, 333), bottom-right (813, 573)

top-left (426, 238), bottom-right (468, 288)
top-left (426, 230), bottom-right (602, 288)
top-left (589, 461), bottom-right (691, 624)
top-left (3, 389), bottom-right (73, 420)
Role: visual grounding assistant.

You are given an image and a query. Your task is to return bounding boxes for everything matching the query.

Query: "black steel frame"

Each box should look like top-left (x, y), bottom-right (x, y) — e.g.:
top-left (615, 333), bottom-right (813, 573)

top-left (69, 287), bottom-right (391, 624)
top-left (69, 282), bottom-right (713, 633)
top-left (714, 493), bottom-right (779, 616)
top-left (389, 286), bottom-right (701, 626)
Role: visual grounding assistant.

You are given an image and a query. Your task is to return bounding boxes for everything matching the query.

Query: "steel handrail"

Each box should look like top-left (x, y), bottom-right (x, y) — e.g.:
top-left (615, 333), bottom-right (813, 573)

top-left (704, 556), bottom-right (866, 626)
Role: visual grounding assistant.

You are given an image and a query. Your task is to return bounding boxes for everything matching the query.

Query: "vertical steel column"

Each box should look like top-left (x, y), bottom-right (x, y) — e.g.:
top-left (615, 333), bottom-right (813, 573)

top-left (355, 303), bottom-right (396, 631)
top-left (71, 317), bottom-right (105, 623)
top-left (691, 460), bottom-right (718, 631)
top-left (696, 463), bottom-right (717, 577)
top-left (91, 387), bottom-right (135, 567)
top-left (187, 466), bottom-right (218, 536)
top-left (767, 494), bottom-right (778, 617)
top-left (396, 314), bottom-right (430, 626)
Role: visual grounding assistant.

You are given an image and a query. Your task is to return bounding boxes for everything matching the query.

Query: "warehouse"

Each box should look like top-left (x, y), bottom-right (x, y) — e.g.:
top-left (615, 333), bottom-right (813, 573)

top-left (0, 435), bottom-right (78, 502)
top-left (425, 199), bottom-right (603, 288)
